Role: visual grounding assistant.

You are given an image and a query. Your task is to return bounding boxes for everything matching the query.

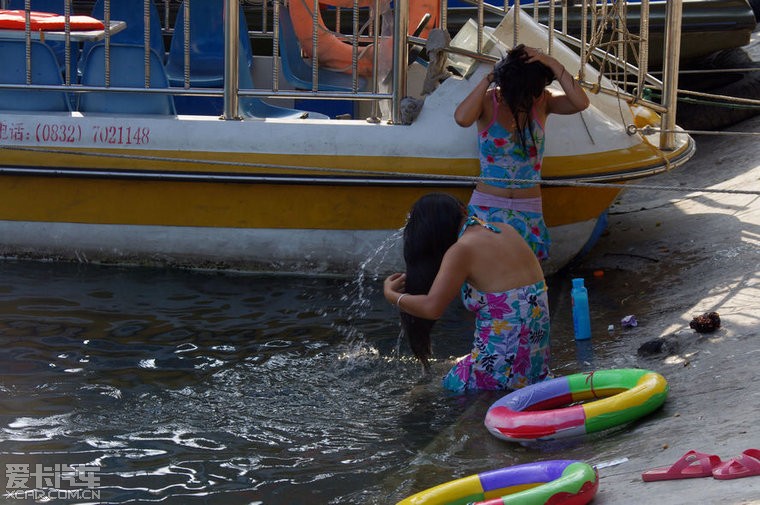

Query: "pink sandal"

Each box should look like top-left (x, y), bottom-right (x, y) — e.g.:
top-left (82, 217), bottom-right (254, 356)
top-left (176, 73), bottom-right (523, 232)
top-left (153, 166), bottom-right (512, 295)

top-left (712, 449), bottom-right (760, 480)
top-left (642, 450), bottom-right (723, 482)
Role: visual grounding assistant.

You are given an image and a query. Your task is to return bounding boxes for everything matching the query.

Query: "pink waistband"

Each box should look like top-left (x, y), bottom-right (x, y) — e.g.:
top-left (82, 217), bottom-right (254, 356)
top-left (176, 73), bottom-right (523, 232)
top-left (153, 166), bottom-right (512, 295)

top-left (468, 190), bottom-right (544, 214)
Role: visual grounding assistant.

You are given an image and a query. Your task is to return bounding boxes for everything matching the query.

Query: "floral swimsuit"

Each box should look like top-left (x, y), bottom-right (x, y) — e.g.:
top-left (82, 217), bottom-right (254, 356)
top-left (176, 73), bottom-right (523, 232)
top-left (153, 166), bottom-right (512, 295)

top-left (442, 217), bottom-right (552, 393)
top-left (468, 92), bottom-right (550, 260)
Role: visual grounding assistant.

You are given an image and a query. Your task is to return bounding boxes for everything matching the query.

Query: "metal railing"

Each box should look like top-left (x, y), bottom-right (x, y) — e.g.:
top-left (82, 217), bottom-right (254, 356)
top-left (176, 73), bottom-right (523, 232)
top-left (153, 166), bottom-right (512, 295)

top-left (0, 0), bottom-right (683, 142)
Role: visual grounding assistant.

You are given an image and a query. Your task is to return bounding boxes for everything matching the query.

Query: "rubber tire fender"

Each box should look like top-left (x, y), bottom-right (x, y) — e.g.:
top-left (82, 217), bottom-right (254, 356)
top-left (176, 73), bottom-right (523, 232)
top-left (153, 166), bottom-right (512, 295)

top-left (676, 48), bottom-right (760, 131)
top-left (748, 0), bottom-right (760, 22)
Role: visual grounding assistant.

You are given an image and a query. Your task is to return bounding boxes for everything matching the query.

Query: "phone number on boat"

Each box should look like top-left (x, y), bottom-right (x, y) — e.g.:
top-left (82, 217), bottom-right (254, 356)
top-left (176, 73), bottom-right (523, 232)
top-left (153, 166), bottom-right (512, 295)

top-left (0, 121), bottom-right (151, 146)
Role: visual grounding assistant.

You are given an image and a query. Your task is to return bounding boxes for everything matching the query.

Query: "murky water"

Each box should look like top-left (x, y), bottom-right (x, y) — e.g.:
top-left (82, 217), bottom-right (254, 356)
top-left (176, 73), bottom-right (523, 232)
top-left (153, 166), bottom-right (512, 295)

top-left (0, 259), bottom-right (654, 504)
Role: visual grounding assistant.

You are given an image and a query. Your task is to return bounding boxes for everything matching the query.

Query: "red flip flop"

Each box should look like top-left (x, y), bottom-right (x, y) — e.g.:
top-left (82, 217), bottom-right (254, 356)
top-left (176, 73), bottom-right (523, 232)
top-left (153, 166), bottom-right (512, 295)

top-left (712, 448), bottom-right (760, 480)
top-left (642, 450), bottom-right (723, 482)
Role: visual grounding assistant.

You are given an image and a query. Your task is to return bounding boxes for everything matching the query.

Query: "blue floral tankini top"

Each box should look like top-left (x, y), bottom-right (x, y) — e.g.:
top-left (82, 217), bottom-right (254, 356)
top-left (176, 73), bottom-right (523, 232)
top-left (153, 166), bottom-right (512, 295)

top-left (468, 91), bottom-right (551, 260)
top-left (477, 92), bottom-right (545, 189)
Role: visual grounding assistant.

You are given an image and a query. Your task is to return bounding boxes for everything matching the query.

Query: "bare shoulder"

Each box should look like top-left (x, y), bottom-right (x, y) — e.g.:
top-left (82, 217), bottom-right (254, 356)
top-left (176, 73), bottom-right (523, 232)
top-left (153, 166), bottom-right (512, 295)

top-left (437, 239), bottom-right (473, 282)
top-left (458, 224), bottom-right (508, 251)
top-left (490, 223), bottom-right (540, 258)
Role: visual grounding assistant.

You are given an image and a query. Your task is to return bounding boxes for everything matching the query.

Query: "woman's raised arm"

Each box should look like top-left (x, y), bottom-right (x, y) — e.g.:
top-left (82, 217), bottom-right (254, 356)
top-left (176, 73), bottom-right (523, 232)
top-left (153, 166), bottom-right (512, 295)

top-left (454, 72), bottom-right (494, 127)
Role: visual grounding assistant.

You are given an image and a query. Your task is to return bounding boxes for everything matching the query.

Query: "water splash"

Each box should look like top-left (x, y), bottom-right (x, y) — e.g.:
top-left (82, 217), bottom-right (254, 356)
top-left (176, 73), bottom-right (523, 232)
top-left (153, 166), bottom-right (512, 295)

top-left (333, 228), bottom-right (404, 346)
top-left (341, 227), bottom-right (404, 315)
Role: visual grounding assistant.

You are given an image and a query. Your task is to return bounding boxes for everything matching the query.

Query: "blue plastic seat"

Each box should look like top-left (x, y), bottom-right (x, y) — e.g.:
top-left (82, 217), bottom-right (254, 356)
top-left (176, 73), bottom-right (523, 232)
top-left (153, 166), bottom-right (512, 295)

top-left (278, 4), bottom-right (368, 92)
top-left (165, 0), bottom-right (252, 88)
top-left (79, 0), bottom-right (166, 77)
top-left (168, 46), bottom-right (326, 119)
top-left (79, 43), bottom-right (176, 114)
top-left (165, 0), bottom-right (321, 119)
top-left (237, 54), bottom-right (326, 119)
top-left (8, 0), bottom-right (79, 79)
top-left (0, 39), bottom-right (71, 111)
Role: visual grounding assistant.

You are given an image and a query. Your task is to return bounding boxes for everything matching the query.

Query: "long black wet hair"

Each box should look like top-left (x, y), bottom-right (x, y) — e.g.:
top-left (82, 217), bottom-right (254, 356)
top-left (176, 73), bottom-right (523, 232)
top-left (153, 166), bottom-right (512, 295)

top-left (493, 44), bottom-right (555, 151)
top-left (400, 193), bottom-right (465, 369)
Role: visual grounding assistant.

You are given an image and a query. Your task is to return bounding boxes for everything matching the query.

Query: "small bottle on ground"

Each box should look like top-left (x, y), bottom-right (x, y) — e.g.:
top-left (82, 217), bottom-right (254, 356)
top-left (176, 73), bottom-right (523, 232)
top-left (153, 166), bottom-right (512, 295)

top-left (571, 277), bottom-right (592, 341)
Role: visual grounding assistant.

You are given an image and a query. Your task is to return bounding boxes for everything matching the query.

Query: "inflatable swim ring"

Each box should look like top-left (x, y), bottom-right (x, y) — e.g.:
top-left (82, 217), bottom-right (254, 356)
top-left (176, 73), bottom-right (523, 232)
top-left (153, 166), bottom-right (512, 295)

top-left (485, 368), bottom-right (668, 442)
top-left (288, 0), bottom-right (438, 76)
top-left (396, 460), bottom-right (598, 505)
top-left (0, 9), bottom-right (104, 31)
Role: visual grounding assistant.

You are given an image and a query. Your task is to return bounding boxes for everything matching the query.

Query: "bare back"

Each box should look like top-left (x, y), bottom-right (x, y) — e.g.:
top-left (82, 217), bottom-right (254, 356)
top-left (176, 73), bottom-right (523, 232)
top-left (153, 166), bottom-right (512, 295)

top-left (457, 221), bottom-right (544, 293)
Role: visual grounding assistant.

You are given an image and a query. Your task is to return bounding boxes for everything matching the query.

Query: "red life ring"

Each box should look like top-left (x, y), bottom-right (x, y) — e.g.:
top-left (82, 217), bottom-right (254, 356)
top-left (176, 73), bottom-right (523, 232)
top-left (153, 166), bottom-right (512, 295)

top-left (0, 9), bottom-right (104, 31)
top-left (287, 0), bottom-right (438, 76)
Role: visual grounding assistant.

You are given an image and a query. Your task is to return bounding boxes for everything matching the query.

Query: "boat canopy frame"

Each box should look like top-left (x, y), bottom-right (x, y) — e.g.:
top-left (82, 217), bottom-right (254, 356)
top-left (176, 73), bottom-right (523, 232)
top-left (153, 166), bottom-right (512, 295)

top-left (0, 0), bottom-right (684, 145)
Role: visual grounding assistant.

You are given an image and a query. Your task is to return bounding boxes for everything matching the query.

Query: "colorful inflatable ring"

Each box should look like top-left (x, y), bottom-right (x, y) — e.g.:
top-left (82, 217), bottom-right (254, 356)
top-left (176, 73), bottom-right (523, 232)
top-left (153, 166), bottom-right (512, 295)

top-left (485, 368), bottom-right (668, 443)
top-left (396, 460), bottom-right (598, 505)
top-left (289, 0), bottom-right (438, 76)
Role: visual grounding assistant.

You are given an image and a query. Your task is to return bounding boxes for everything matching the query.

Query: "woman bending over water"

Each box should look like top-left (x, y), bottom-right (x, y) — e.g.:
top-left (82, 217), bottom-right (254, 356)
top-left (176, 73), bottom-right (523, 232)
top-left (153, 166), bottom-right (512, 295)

top-left (383, 193), bottom-right (551, 393)
top-left (455, 44), bottom-right (590, 261)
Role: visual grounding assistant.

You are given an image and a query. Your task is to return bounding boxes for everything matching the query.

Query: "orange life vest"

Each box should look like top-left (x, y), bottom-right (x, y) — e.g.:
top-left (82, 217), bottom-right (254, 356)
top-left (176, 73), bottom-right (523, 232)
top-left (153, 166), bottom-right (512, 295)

top-left (288, 0), bottom-right (438, 76)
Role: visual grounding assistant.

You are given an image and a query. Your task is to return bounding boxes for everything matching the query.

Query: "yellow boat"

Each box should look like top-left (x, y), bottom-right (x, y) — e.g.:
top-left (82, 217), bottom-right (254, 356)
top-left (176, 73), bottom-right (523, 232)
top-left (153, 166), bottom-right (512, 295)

top-left (0, 0), bottom-right (694, 275)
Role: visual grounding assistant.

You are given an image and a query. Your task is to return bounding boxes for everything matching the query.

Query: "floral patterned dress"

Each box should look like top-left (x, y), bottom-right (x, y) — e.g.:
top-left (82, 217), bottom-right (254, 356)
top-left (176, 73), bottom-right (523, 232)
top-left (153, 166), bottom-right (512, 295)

top-left (442, 218), bottom-right (552, 393)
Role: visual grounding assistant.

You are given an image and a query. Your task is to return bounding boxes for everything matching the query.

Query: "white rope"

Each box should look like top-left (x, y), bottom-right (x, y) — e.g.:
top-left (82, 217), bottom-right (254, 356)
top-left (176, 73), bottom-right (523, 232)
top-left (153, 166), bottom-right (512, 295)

top-left (2, 144), bottom-right (759, 196)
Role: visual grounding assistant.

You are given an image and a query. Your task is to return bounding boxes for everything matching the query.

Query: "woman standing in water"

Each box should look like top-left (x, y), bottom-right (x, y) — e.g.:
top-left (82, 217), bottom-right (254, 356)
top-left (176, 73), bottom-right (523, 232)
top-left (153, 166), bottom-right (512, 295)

top-left (454, 44), bottom-right (590, 261)
top-left (383, 193), bottom-right (551, 393)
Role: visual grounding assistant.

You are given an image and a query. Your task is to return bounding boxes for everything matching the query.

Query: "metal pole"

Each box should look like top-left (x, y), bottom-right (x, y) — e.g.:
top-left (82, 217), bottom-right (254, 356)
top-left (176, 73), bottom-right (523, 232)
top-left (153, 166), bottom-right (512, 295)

top-left (579, 0), bottom-right (587, 82)
top-left (391, 0), bottom-right (409, 124)
top-left (64, 0), bottom-right (71, 85)
top-left (637, 0), bottom-right (650, 102)
top-left (311, 0), bottom-right (320, 91)
top-left (104, 0), bottom-right (111, 87)
top-left (548, 0), bottom-right (555, 54)
top-left (273, 1), bottom-right (281, 92)
top-left (144, 0), bottom-right (151, 87)
top-left (223, 0), bottom-right (241, 119)
top-left (24, 0), bottom-right (30, 84)
top-left (660, 0), bottom-right (682, 150)
top-left (478, 0), bottom-right (485, 53)
top-left (352, 0), bottom-right (360, 92)
top-left (512, 0), bottom-right (519, 48)
top-left (183, 0), bottom-right (190, 88)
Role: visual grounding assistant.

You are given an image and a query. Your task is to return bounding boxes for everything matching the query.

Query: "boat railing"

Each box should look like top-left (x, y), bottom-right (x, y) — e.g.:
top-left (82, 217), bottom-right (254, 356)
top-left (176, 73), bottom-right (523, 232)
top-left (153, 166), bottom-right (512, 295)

top-left (0, 0), bottom-right (684, 143)
top-left (439, 0), bottom-right (683, 149)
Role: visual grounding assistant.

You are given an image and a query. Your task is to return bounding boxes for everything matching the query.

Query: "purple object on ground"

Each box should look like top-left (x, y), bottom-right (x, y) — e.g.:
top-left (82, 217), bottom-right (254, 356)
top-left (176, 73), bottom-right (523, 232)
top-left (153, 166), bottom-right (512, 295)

top-left (621, 315), bottom-right (638, 327)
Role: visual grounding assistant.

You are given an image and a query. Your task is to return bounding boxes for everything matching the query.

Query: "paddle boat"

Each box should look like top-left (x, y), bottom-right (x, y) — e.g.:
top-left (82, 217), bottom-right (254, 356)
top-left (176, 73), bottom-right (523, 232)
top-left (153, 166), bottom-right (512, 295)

top-left (0, 0), bottom-right (694, 275)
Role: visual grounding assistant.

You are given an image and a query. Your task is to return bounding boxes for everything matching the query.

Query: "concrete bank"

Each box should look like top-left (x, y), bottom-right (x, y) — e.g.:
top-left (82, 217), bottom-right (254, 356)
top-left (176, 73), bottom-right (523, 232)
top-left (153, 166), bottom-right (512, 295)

top-left (572, 92), bottom-right (760, 503)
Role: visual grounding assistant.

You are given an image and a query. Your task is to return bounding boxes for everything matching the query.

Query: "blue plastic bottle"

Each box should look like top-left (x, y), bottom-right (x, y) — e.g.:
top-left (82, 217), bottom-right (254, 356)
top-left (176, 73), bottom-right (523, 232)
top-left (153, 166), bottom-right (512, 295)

top-left (571, 278), bottom-right (592, 340)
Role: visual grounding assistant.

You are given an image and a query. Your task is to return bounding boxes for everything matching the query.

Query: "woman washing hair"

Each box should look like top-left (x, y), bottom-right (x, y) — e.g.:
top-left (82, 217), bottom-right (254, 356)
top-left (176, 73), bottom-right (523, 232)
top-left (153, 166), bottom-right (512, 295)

top-left (455, 44), bottom-right (590, 261)
top-left (383, 193), bottom-right (551, 393)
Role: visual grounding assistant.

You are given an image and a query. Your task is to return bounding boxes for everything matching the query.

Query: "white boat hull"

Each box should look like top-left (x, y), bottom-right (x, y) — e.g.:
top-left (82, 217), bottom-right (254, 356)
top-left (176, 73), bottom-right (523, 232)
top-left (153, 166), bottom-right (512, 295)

top-left (0, 215), bottom-right (601, 276)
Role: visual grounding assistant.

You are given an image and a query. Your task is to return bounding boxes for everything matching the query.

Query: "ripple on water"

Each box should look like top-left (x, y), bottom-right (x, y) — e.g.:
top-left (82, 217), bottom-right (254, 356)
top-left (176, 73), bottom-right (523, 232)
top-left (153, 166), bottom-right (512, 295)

top-left (0, 262), bottom-right (468, 503)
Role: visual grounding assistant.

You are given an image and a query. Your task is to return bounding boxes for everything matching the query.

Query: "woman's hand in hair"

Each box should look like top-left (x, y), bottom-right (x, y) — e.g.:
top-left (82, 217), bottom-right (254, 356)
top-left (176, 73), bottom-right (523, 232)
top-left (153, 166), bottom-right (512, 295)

top-left (522, 46), bottom-right (590, 114)
top-left (521, 46), bottom-right (562, 77)
top-left (383, 272), bottom-right (406, 305)
top-left (522, 46), bottom-right (548, 64)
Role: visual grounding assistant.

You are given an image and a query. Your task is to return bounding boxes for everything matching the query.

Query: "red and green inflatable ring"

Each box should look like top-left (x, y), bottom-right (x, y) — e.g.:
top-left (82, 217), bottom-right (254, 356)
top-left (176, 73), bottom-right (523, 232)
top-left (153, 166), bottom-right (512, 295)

top-left (485, 368), bottom-right (668, 442)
